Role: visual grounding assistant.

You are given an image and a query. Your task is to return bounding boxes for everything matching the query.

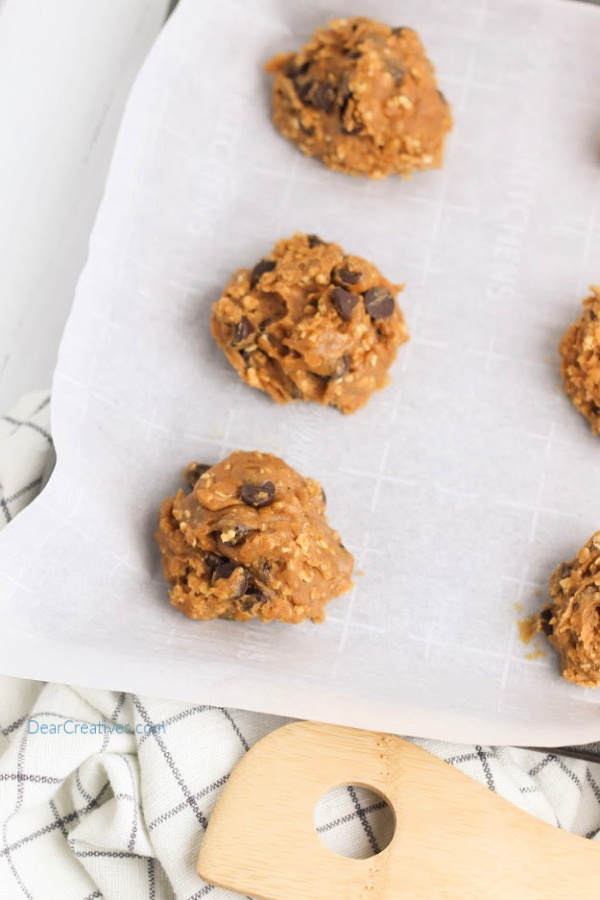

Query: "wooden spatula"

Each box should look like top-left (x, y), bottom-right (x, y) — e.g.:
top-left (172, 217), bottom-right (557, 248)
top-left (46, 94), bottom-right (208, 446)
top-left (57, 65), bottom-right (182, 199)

top-left (198, 720), bottom-right (600, 900)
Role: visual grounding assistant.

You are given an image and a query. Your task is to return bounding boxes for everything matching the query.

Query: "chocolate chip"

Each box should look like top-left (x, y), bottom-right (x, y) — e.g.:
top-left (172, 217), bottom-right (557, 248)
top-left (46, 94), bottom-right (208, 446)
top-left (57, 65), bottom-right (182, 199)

top-left (437, 89), bottom-right (448, 105)
top-left (232, 316), bottom-right (253, 346)
top-left (332, 355), bottom-right (350, 381)
top-left (392, 27), bottom-right (407, 36)
top-left (590, 309), bottom-right (598, 321)
top-left (250, 259), bottom-right (276, 289)
top-left (385, 59), bottom-right (405, 86)
top-left (313, 83), bottom-right (336, 113)
top-left (239, 592), bottom-right (268, 612)
top-left (239, 349), bottom-right (253, 368)
top-left (340, 118), bottom-right (364, 136)
top-left (559, 563), bottom-right (572, 580)
top-left (332, 287), bottom-right (359, 321)
top-left (307, 234), bottom-right (325, 248)
top-left (338, 75), bottom-right (353, 115)
top-left (293, 78), bottom-right (315, 105)
top-left (347, 50), bottom-right (362, 59)
top-left (212, 561), bottom-right (249, 598)
top-left (259, 317), bottom-right (273, 331)
top-left (540, 608), bottom-right (554, 636)
top-left (220, 523), bottom-right (253, 547)
top-left (256, 559), bottom-right (271, 582)
top-left (240, 481), bottom-right (275, 509)
top-left (298, 120), bottom-right (314, 136)
top-left (265, 333), bottom-right (290, 356)
top-left (320, 486), bottom-right (327, 506)
top-left (332, 265), bottom-right (361, 286)
top-left (363, 287), bottom-right (395, 319)
top-left (184, 462), bottom-right (211, 488)
top-left (285, 59), bottom-right (309, 79)
top-left (204, 552), bottom-right (227, 572)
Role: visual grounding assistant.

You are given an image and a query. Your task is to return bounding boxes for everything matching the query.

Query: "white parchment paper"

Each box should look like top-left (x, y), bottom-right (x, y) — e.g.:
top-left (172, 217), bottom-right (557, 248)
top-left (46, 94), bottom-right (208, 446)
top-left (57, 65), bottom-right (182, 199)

top-left (1, 0), bottom-right (600, 745)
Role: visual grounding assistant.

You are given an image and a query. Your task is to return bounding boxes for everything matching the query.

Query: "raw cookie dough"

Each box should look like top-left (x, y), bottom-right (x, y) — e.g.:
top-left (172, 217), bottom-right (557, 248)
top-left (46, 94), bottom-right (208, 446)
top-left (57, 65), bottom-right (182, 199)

top-left (155, 451), bottom-right (354, 624)
top-left (560, 287), bottom-right (600, 433)
top-left (537, 532), bottom-right (600, 687)
top-left (211, 233), bottom-right (409, 414)
top-left (265, 17), bottom-right (452, 179)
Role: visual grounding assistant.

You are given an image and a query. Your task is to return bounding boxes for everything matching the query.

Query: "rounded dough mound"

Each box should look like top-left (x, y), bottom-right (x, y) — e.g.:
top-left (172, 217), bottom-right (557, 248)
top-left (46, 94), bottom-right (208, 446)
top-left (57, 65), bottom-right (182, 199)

top-left (211, 233), bottom-right (409, 414)
top-left (560, 287), bottom-right (600, 434)
top-left (265, 17), bottom-right (452, 179)
top-left (156, 451), bottom-right (354, 624)
top-left (538, 532), bottom-right (600, 687)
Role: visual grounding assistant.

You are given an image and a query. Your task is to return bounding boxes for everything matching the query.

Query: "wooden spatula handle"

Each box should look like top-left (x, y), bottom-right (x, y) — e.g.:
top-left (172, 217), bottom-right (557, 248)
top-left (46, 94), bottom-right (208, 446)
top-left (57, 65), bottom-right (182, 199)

top-left (198, 721), bottom-right (600, 900)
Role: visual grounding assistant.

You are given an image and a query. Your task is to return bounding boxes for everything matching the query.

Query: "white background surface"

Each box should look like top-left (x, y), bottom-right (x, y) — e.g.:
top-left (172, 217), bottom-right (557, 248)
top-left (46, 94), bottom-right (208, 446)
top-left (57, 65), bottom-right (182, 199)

top-left (0, 0), bottom-right (170, 412)
top-left (0, 0), bottom-right (600, 746)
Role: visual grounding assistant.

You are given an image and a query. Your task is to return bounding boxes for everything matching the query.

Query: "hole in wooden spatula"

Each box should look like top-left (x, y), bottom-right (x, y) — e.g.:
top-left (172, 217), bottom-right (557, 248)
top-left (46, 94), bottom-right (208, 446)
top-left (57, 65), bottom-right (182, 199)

top-left (315, 784), bottom-right (395, 859)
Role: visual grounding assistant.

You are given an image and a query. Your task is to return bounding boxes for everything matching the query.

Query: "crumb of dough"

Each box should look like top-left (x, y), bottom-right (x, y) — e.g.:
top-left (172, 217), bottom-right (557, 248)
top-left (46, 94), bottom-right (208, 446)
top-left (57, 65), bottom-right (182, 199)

top-left (525, 650), bottom-right (546, 661)
top-left (265, 17), bottom-right (452, 179)
top-left (559, 287), bottom-right (600, 433)
top-left (155, 451), bottom-right (354, 624)
top-left (518, 616), bottom-right (538, 644)
top-left (211, 233), bottom-right (409, 414)
top-left (533, 532), bottom-right (600, 687)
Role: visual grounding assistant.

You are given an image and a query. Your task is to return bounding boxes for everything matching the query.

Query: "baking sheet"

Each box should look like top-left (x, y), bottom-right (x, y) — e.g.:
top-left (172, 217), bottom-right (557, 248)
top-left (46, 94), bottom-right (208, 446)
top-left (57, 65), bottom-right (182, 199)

top-left (1, 0), bottom-right (600, 745)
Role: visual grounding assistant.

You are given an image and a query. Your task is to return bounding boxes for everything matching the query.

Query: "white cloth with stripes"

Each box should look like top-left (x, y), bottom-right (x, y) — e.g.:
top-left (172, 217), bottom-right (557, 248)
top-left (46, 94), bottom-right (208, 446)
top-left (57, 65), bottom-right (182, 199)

top-left (1, 391), bottom-right (600, 900)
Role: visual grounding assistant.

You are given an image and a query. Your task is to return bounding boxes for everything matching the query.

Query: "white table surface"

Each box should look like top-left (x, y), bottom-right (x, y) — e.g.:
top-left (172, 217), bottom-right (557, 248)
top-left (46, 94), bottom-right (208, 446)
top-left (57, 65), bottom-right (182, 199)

top-left (0, 0), bottom-right (170, 412)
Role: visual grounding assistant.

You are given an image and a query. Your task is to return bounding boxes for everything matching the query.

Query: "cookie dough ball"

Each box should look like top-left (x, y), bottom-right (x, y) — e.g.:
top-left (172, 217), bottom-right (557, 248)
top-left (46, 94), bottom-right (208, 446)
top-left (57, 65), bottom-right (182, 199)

top-left (211, 233), bottom-right (409, 414)
top-left (156, 451), bottom-right (354, 624)
top-left (560, 287), bottom-right (600, 433)
top-left (265, 17), bottom-right (452, 179)
top-left (537, 532), bottom-right (600, 687)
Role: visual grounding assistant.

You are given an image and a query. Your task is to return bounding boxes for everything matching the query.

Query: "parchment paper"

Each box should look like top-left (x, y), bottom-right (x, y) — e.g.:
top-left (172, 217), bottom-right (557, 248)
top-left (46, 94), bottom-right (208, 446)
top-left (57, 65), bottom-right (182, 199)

top-left (1, 0), bottom-right (600, 745)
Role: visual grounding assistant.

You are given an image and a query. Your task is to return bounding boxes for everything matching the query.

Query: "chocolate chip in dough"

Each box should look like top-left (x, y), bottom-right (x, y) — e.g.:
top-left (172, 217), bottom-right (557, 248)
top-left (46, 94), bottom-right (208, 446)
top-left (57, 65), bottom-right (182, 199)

top-left (232, 316), bottom-right (253, 346)
top-left (331, 355), bottom-right (350, 381)
top-left (294, 78), bottom-right (315, 104)
top-left (285, 59), bottom-right (309, 79)
top-left (340, 120), bottom-right (363, 136)
top-left (385, 59), bottom-right (405, 86)
top-left (363, 287), bottom-right (395, 319)
top-left (212, 562), bottom-right (249, 598)
top-left (184, 463), bottom-right (211, 489)
top-left (559, 563), bottom-right (572, 580)
top-left (239, 592), bottom-right (268, 612)
top-left (539, 608), bottom-right (554, 636)
top-left (332, 287), bottom-right (359, 321)
top-left (307, 234), bottom-right (325, 248)
top-left (332, 265), bottom-right (361, 286)
top-left (250, 259), bottom-right (276, 289)
top-left (338, 75), bottom-right (353, 115)
top-left (240, 481), bottom-right (276, 509)
top-left (239, 349), bottom-right (253, 369)
top-left (204, 552), bottom-right (227, 572)
top-left (313, 83), bottom-right (336, 113)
